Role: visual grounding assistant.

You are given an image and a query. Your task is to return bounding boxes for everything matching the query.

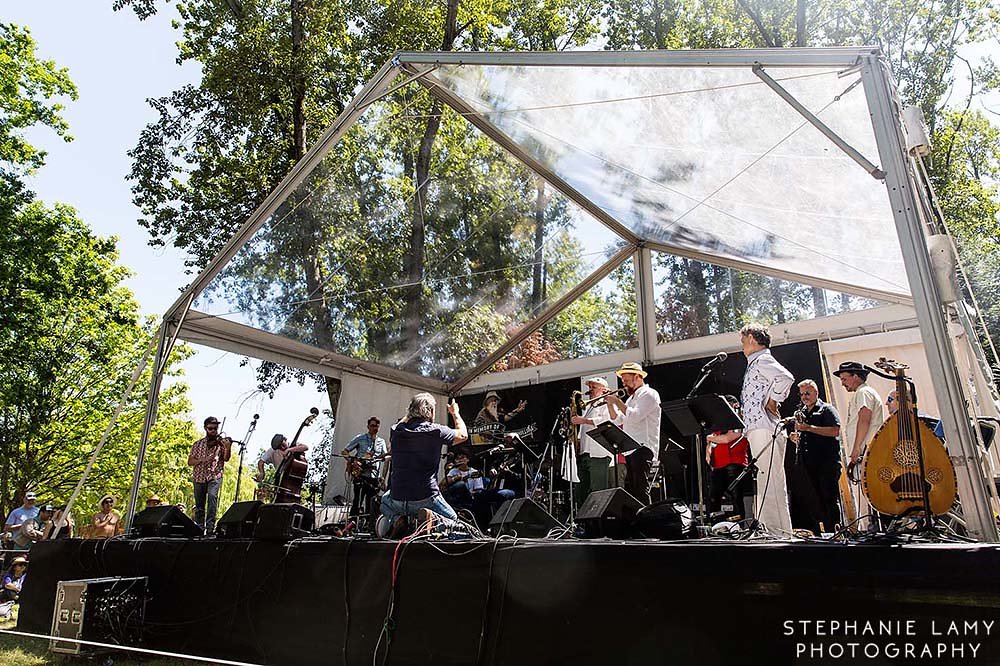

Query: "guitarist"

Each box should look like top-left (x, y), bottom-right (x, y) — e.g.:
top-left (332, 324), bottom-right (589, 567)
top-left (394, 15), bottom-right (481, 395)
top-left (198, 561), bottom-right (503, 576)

top-left (341, 417), bottom-right (387, 521)
top-left (442, 450), bottom-right (516, 527)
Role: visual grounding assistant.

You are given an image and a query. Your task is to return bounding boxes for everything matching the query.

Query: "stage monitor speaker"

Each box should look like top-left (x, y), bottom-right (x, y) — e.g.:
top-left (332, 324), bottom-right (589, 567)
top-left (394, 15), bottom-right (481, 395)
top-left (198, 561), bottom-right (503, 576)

top-left (215, 500), bottom-right (263, 539)
top-left (632, 498), bottom-right (695, 540)
top-left (488, 498), bottom-right (559, 538)
top-left (254, 503), bottom-right (314, 540)
top-left (129, 505), bottom-right (203, 539)
top-left (577, 488), bottom-right (644, 539)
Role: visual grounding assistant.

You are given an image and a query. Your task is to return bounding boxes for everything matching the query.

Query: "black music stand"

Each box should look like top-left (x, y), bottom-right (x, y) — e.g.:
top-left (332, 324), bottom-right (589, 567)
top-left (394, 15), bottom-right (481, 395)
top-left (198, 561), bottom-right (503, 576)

top-left (661, 395), bottom-right (744, 525)
top-left (586, 421), bottom-right (641, 489)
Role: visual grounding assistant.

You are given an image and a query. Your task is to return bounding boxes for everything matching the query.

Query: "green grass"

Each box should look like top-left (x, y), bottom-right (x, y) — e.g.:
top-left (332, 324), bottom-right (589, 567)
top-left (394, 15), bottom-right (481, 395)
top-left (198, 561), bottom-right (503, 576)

top-left (0, 607), bottom-right (206, 666)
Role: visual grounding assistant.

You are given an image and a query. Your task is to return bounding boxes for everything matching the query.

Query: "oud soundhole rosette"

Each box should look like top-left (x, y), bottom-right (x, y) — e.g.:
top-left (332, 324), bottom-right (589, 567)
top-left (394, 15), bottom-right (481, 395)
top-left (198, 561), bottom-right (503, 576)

top-left (926, 468), bottom-right (943, 484)
top-left (892, 443), bottom-right (919, 467)
top-left (877, 467), bottom-right (893, 482)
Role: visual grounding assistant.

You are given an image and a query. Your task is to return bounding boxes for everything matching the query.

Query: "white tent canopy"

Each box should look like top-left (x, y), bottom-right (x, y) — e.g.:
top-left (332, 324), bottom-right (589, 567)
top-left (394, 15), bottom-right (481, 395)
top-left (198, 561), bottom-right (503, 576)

top-left (130, 48), bottom-right (997, 540)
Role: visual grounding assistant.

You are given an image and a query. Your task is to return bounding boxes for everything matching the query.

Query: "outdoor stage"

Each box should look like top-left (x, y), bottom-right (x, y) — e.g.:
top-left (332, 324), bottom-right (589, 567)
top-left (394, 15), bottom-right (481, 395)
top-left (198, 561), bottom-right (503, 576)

top-left (17, 536), bottom-right (1000, 665)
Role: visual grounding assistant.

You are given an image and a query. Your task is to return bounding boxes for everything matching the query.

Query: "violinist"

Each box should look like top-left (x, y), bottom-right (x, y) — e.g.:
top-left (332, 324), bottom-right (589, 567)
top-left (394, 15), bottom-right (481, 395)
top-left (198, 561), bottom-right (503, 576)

top-left (188, 416), bottom-right (233, 533)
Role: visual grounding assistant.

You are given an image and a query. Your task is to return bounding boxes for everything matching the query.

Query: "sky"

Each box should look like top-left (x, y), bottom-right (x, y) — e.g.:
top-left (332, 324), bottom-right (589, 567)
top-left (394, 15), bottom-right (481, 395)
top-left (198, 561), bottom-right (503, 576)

top-left (8, 2), bottom-right (328, 461)
top-left (7, 3), bottom-right (999, 463)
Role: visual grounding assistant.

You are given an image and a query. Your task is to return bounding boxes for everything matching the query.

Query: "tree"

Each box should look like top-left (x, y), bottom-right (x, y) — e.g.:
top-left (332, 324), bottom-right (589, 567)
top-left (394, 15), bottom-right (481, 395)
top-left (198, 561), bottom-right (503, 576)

top-left (118, 0), bottom-right (602, 391)
top-left (0, 22), bottom-right (199, 525)
top-left (0, 23), bottom-right (77, 189)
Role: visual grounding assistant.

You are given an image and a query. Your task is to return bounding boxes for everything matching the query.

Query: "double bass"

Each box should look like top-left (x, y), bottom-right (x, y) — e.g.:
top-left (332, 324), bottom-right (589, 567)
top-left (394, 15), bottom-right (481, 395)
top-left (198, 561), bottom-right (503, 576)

top-left (862, 359), bottom-right (957, 517)
top-left (274, 407), bottom-right (319, 504)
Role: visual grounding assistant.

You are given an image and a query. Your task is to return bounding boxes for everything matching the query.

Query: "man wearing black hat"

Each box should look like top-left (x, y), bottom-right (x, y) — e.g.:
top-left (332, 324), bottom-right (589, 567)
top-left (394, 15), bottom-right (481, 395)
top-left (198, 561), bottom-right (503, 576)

top-left (833, 362), bottom-right (884, 477)
top-left (187, 416), bottom-right (232, 532)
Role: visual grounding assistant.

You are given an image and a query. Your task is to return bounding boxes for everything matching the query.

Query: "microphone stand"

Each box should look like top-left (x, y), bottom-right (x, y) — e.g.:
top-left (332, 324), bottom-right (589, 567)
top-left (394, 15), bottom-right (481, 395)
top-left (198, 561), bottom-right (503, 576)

top-left (685, 361), bottom-right (721, 525)
top-left (234, 414), bottom-right (259, 501)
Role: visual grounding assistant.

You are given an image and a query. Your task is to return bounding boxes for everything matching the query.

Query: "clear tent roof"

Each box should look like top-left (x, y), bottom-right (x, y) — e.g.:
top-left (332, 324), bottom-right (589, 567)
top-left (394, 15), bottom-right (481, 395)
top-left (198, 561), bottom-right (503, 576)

top-left (177, 49), bottom-right (911, 389)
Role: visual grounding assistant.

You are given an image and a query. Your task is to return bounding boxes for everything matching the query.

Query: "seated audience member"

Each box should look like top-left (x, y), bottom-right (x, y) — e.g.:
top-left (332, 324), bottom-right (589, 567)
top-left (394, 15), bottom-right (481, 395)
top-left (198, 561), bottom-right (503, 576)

top-left (145, 494), bottom-right (163, 508)
top-left (1, 557), bottom-right (27, 603)
top-left (90, 496), bottom-right (124, 539)
top-left (12, 504), bottom-right (51, 550)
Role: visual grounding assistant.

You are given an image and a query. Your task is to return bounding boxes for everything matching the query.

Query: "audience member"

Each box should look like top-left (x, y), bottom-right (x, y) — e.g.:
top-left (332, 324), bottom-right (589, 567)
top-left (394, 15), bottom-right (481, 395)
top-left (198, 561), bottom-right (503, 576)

top-left (1, 557), bottom-right (27, 603)
top-left (90, 496), bottom-right (123, 539)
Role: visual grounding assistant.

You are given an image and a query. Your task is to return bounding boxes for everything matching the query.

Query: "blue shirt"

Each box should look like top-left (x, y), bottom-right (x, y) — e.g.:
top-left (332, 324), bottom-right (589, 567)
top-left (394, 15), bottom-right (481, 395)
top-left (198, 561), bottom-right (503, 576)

top-left (388, 419), bottom-right (456, 501)
top-left (344, 432), bottom-right (387, 477)
top-left (5, 506), bottom-right (38, 528)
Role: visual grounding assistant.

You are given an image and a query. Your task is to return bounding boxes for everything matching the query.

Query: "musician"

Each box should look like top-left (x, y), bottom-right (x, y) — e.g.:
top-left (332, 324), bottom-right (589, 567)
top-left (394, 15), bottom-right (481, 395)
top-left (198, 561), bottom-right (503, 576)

top-left (441, 450), bottom-right (515, 527)
top-left (706, 396), bottom-right (752, 517)
top-left (789, 380), bottom-right (842, 534)
top-left (571, 377), bottom-right (614, 500)
top-left (187, 416), bottom-right (232, 533)
top-left (258, 433), bottom-right (310, 491)
top-left (340, 417), bottom-right (386, 520)
top-left (379, 393), bottom-right (468, 538)
top-left (834, 361), bottom-right (884, 476)
top-left (474, 391), bottom-right (527, 427)
top-left (605, 362), bottom-right (661, 504)
top-left (739, 323), bottom-right (794, 533)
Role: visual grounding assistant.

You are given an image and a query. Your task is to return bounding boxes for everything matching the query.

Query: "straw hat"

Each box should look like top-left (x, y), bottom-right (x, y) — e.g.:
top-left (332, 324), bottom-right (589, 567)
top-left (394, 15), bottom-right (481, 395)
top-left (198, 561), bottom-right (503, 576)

top-left (615, 362), bottom-right (647, 378)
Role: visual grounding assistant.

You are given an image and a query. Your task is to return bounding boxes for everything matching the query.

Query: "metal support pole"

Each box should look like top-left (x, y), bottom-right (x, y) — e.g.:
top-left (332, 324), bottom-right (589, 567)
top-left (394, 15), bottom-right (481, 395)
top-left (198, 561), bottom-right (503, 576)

top-left (635, 246), bottom-right (657, 362)
top-left (125, 323), bottom-right (170, 532)
top-left (861, 56), bottom-right (998, 541)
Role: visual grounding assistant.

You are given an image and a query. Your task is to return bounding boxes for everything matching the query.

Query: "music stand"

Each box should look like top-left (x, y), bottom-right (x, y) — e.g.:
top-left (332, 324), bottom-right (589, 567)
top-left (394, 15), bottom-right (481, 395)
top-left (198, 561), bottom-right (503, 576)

top-left (661, 395), bottom-right (744, 525)
top-left (586, 421), bottom-right (641, 489)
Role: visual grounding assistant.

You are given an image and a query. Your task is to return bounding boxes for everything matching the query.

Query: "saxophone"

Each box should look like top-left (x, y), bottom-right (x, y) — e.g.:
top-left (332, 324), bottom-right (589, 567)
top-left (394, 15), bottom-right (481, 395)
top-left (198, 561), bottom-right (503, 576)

top-left (569, 390), bottom-right (585, 450)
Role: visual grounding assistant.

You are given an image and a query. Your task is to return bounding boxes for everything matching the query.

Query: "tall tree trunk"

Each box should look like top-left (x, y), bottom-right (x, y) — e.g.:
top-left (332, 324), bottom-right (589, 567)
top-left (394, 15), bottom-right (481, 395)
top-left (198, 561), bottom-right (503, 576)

top-left (712, 265), bottom-right (729, 332)
top-left (685, 259), bottom-right (711, 336)
top-left (403, 0), bottom-right (460, 371)
top-left (290, 0), bottom-right (342, 416)
top-left (771, 277), bottom-right (786, 324)
top-left (531, 177), bottom-right (546, 310)
top-left (796, 0), bottom-right (807, 47)
top-left (811, 286), bottom-right (827, 317)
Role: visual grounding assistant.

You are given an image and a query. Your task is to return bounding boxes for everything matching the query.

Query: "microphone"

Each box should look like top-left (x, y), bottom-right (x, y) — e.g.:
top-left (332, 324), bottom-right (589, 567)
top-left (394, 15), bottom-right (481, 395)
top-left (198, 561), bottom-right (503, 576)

top-left (701, 352), bottom-right (727, 372)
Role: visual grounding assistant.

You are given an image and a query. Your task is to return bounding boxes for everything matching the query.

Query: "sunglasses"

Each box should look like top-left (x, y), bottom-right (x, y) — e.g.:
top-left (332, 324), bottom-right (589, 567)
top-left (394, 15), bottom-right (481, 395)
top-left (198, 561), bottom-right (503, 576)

top-left (887, 396), bottom-right (895, 403)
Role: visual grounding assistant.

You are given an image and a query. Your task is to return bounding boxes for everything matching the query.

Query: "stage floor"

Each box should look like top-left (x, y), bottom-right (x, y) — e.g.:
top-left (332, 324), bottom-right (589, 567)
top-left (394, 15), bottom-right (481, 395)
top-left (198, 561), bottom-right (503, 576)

top-left (17, 537), bottom-right (1000, 665)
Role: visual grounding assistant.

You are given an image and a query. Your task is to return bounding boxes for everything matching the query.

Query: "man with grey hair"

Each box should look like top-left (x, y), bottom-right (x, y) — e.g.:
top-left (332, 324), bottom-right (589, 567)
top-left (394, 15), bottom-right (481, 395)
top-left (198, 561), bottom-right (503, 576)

top-left (379, 393), bottom-right (468, 537)
top-left (789, 379), bottom-right (842, 534)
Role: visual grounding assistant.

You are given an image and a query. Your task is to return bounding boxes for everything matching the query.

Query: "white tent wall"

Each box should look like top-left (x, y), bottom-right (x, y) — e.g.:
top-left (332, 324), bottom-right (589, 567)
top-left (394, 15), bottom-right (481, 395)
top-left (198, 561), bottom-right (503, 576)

top-left (325, 373), bottom-right (448, 505)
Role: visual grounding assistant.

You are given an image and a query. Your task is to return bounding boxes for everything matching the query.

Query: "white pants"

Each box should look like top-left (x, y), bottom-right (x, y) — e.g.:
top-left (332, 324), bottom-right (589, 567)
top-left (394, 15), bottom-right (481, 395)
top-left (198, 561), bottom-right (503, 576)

top-left (746, 428), bottom-right (791, 535)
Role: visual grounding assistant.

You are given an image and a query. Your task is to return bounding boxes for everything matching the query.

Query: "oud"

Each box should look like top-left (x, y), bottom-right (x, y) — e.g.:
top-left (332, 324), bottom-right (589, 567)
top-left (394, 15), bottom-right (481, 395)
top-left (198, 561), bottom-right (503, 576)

top-left (862, 359), bottom-right (957, 517)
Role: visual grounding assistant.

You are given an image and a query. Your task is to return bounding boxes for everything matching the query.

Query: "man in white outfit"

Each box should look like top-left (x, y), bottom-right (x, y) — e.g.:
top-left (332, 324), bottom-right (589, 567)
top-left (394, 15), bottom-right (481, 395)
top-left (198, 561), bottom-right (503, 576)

top-left (739, 323), bottom-right (794, 534)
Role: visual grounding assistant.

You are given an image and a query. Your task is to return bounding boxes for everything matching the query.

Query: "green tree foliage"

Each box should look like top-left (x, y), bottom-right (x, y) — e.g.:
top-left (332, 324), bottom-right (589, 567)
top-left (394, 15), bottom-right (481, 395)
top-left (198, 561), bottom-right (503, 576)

top-left (117, 0), bottom-right (999, 389)
top-left (0, 23), bottom-right (77, 187)
top-left (0, 22), bottom-right (199, 526)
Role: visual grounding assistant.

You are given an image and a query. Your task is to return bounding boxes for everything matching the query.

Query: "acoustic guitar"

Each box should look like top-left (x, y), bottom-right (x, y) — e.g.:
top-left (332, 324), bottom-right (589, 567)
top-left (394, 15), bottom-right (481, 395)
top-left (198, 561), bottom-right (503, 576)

top-left (862, 359), bottom-right (957, 517)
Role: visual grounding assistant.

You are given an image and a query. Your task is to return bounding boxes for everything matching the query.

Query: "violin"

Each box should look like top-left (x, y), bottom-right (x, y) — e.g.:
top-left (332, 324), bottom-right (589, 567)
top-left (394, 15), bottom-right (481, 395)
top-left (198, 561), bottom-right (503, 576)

top-left (274, 407), bottom-right (319, 504)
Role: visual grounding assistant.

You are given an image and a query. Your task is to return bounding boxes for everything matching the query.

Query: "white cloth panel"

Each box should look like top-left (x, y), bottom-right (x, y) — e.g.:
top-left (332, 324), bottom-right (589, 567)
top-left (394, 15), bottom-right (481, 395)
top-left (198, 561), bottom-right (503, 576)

top-left (325, 373), bottom-right (448, 504)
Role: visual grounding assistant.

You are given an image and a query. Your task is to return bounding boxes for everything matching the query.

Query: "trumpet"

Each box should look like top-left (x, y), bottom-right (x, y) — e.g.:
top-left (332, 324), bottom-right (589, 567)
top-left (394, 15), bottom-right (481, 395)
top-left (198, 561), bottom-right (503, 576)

top-left (580, 387), bottom-right (627, 407)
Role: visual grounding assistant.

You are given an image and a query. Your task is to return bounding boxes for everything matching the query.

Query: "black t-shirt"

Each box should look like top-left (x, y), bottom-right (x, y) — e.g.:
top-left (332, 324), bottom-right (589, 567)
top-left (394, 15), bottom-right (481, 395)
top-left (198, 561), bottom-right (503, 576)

top-left (388, 419), bottom-right (457, 501)
top-left (801, 400), bottom-right (842, 464)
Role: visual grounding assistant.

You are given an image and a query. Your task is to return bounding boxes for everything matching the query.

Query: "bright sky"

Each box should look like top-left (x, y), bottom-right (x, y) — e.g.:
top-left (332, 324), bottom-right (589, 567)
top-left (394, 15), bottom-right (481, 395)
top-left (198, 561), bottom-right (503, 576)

top-left (9, 3), bottom-right (328, 461)
top-left (8, 4), bottom-right (999, 463)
